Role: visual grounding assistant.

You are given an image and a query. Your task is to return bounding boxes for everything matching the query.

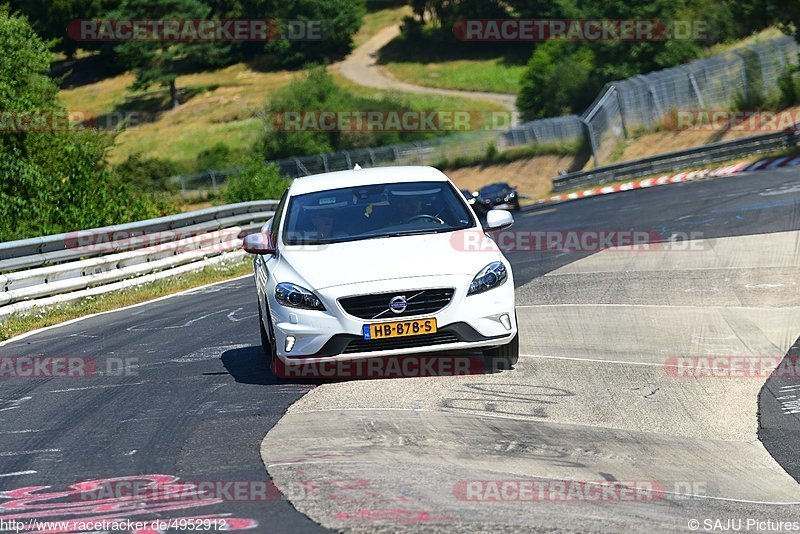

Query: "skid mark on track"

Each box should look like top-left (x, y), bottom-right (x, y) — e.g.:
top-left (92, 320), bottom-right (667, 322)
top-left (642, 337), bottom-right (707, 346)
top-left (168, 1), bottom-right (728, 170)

top-left (0, 397), bottom-right (32, 413)
top-left (125, 309), bottom-right (230, 332)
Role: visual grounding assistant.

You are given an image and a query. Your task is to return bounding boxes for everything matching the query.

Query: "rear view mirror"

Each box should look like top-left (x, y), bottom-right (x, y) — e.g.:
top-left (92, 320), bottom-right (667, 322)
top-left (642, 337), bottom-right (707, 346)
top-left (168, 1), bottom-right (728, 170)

top-left (243, 233), bottom-right (275, 255)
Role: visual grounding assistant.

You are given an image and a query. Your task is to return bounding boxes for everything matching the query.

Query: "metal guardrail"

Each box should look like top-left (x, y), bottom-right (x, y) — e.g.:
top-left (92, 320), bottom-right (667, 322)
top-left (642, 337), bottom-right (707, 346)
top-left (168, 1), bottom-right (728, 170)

top-left (0, 202), bottom-right (277, 320)
top-left (552, 129), bottom-right (800, 192)
top-left (0, 201), bottom-right (277, 262)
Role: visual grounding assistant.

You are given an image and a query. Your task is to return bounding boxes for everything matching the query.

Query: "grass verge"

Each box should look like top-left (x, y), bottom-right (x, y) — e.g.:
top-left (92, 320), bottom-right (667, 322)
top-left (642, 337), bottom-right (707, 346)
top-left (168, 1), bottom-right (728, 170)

top-left (436, 140), bottom-right (585, 171)
top-left (382, 58), bottom-right (525, 95)
top-left (0, 258), bottom-right (253, 342)
top-left (376, 26), bottom-right (529, 94)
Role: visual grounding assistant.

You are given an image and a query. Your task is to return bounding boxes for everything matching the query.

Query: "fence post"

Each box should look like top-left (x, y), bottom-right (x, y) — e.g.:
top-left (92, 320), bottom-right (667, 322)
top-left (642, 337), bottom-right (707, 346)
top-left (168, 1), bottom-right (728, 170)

top-left (732, 51), bottom-right (749, 95)
top-left (210, 170), bottom-right (217, 195)
top-left (687, 71), bottom-right (705, 109)
top-left (610, 85), bottom-right (628, 139)
top-left (321, 154), bottom-right (329, 172)
top-left (579, 117), bottom-right (600, 166)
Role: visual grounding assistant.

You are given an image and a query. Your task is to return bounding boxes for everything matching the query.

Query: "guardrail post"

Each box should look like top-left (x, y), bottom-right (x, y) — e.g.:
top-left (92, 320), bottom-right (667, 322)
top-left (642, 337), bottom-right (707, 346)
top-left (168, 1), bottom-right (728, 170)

top-left (210, 170), bottom-right (217, 195)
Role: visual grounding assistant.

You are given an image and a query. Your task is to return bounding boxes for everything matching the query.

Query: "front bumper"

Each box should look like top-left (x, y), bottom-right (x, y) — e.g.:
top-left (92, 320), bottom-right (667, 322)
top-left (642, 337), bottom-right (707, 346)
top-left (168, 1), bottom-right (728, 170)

top-left (267, 274), bottom-right (516, 364)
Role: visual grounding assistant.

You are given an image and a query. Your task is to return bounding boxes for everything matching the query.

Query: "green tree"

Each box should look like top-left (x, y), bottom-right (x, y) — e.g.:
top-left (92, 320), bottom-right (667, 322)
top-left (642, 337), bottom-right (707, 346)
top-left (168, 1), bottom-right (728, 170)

top-left (0, 8), bottom-right (169, 241)
top-left (517, 41), bottom-right (596, 120)
top-left (265, 0), bottom-right (366, 66)
top-left (9, 0), bottom-right (118, 58)
top-left (110, 0), bottom-right (227, 108)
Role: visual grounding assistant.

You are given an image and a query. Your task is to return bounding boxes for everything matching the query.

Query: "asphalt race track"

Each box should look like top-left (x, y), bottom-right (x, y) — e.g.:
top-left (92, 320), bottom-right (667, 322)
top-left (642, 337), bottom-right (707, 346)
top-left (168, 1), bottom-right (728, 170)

top-left (1, 166), bottom-right (799, 533)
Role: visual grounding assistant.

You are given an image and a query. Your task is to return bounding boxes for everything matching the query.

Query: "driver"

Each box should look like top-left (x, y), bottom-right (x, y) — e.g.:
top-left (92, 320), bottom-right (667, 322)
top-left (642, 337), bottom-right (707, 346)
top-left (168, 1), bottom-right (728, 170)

top-left (389, 192), bottom-right (425, 224)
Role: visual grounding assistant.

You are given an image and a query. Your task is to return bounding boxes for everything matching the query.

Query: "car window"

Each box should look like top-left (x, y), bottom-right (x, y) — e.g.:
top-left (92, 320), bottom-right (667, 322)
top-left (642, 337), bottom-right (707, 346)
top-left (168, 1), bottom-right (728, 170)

top-left (282, 181), bottom-right (475, 245)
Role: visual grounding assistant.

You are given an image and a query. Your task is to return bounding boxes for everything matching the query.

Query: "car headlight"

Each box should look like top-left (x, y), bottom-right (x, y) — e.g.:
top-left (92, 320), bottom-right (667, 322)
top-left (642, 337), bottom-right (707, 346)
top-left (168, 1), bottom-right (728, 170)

top-left (467, 261), bottom-right (508, 296)
top-left (275, 282), bottom-right (325, 310)
top-left (504, 192), bottom-right (516, 201)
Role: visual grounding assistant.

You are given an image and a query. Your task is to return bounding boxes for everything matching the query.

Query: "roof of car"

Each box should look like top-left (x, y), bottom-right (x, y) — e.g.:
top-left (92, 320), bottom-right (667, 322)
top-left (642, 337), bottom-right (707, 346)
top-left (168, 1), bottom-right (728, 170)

top-left (288, 166), bottom-right (450, 196)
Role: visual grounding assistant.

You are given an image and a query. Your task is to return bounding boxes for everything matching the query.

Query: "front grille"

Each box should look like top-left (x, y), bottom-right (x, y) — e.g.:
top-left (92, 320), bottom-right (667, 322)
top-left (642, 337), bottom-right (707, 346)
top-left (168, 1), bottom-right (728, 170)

top-left (343, 332), bottom-right (461, 354)
top-left (339, 288), bottom-right (454, 319)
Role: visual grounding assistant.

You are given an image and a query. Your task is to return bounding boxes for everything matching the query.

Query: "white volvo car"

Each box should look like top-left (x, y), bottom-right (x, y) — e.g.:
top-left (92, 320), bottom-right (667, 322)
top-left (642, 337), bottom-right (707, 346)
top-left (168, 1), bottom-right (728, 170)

top-left (243, 165), bottom-right (518, 378)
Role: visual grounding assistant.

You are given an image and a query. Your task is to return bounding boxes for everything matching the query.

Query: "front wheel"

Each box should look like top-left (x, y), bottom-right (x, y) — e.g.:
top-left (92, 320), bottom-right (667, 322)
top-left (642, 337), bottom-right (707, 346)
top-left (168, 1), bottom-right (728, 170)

top-left (258, 302), bottom-right (285, 378)
top-left (483, 331), bottom-right (519, 371)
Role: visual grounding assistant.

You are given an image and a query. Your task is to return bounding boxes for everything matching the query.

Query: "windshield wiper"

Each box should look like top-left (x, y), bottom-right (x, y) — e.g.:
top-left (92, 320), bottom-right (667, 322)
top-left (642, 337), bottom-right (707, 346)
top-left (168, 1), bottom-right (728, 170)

top-left (381, 230), bottom-right (443, 238)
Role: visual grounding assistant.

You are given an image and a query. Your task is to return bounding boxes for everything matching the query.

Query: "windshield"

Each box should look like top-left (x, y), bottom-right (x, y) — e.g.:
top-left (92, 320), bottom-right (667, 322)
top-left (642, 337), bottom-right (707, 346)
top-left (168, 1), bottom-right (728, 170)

top-left (282, 181), bottom-right (475, 245)
top-left (480, 183), bottom-right (510, 195)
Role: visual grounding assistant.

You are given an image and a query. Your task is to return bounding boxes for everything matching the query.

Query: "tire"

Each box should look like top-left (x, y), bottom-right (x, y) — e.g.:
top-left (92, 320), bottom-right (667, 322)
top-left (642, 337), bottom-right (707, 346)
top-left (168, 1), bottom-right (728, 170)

top-left (258, 302), bottom-right (285, 378)
top-left (483, 330), bottom-right (519, 371)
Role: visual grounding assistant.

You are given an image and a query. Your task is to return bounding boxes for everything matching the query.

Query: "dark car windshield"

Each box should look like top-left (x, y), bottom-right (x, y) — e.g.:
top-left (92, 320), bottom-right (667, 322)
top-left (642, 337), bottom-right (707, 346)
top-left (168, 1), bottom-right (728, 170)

top-left (480, 183), bottom-right (510, 195)
top-left (282, 181), bottom-right (475, 245)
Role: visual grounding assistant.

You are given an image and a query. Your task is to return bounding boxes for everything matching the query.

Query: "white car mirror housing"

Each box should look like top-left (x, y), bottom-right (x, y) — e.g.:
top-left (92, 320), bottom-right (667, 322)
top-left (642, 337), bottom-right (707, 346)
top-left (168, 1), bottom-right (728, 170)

top-left (243, 232), bottom-right (275, 255)
top-left (485, 209), bottom-right (514, 231)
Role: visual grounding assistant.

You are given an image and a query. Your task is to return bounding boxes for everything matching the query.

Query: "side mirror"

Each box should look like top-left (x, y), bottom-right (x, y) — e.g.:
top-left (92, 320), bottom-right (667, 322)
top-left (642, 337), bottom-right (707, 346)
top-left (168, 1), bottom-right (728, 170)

top-left (243, 233), bottom-right (275, 255)
top-left (485, 209), bottom-right (514, 231)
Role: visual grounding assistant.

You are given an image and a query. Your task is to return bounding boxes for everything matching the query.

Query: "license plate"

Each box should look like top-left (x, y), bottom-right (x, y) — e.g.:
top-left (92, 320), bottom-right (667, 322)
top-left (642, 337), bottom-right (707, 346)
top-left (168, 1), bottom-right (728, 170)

top-left (363, 318), bottom-right (437, 340)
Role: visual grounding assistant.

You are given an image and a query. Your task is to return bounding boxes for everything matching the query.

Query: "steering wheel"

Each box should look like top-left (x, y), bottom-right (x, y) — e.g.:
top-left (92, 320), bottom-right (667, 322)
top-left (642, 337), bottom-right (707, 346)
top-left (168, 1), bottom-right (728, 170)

top-left (407, 214), bottom-right (445, 225)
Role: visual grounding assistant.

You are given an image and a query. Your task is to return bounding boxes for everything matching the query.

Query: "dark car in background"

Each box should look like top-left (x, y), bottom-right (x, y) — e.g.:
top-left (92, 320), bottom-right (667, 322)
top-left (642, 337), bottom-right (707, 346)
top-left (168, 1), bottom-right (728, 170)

top-left (460, 188), bottom-right (486, 216)
top-left (475, 183), bottom-right (520, 212)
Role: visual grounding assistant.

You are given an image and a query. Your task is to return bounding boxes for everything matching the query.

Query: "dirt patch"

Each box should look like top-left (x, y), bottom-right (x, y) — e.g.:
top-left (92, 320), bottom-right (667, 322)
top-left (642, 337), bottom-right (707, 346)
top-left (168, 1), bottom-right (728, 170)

top-left (445, 154), bottom-right (579, 201)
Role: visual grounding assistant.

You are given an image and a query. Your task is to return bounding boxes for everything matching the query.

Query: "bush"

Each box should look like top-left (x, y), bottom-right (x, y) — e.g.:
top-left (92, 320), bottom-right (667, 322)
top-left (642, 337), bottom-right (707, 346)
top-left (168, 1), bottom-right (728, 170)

top-left (196, 142), bottom-right (235, 170)
top-left (778, 69), bottom-right (800, 107)
top-left (222, 159), bottom-right (291, 203)
top-left (260, 66), bottom-right (444, 159)
top-left (114, 153), bottom-right (181, 191)
top-left (517, 41), bottom-right (597, 120)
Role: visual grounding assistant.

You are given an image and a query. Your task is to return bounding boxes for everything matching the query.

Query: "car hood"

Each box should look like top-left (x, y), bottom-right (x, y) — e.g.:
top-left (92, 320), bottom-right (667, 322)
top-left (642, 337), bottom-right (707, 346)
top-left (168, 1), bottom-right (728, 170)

top-left (276, 228), bottom-right (504, 290)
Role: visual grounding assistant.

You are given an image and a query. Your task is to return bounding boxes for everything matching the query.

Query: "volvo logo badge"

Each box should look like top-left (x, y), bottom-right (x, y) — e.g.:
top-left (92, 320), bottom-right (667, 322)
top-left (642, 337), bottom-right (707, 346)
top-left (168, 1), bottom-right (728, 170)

top-left (389, 295), bottom-right (407, 314)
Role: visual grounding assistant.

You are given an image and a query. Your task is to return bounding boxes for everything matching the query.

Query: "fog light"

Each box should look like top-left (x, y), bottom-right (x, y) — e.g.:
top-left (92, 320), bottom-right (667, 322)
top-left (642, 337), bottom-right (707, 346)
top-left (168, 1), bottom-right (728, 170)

top-left (499, 313), bottom-right (512, 330)
top-left (285, 336), bottom-right (296, 353)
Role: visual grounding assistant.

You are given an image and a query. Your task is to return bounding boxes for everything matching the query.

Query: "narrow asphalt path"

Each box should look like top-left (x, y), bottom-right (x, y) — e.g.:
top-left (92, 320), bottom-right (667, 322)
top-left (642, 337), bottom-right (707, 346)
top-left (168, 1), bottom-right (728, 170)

top-left (336, 25), bottom-right (519, 117)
